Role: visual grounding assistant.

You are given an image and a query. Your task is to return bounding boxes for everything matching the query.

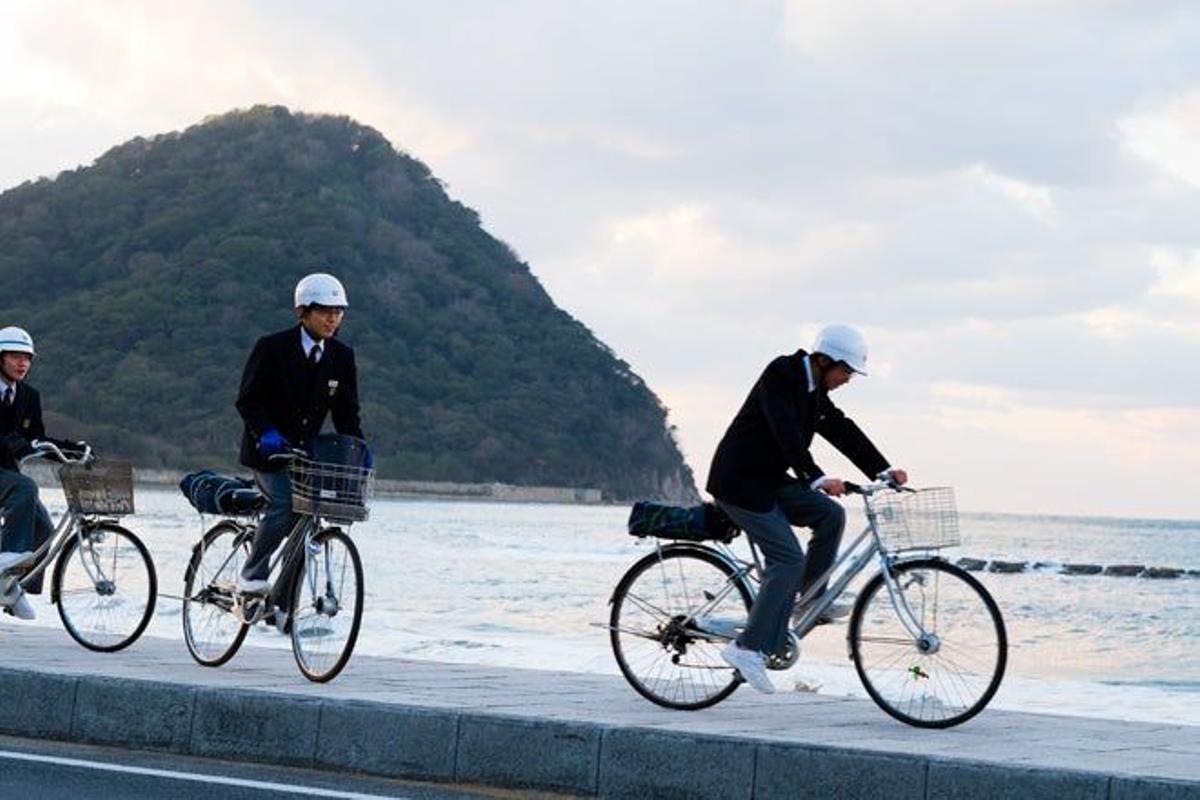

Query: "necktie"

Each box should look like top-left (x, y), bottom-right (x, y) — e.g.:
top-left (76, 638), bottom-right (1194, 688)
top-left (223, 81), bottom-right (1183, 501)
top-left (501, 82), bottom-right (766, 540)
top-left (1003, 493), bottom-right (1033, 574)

top-left (308, 345), bottom-right (321, 366)
top-left (2, 387), bottom-right (10, 406)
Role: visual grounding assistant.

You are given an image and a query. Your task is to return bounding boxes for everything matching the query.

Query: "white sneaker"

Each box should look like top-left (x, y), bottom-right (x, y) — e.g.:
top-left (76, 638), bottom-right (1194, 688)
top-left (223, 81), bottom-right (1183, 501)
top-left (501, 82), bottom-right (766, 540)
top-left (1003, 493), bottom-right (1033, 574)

top-left (0, 551), bottom-right (34, 575)
top-left (10, 590), bottom-right (35, 620)
top-left (721, 642), bottom-right (775, 694)
top-left (236, 575), bottom-right (270, 594)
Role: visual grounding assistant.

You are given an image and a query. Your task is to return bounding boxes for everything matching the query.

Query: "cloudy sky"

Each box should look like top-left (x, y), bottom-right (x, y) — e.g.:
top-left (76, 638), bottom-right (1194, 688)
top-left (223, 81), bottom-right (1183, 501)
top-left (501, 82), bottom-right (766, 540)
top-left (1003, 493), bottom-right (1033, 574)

top-left (4, 1), bottom-right (1199, 518)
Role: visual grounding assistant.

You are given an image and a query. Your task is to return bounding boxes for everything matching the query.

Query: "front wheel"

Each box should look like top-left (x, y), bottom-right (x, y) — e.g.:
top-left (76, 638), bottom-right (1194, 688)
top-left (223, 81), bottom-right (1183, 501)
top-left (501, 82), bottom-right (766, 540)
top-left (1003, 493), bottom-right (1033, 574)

top-left (53, 522), bottom-right (157, 652)
top-left (610, 546), bottom-right (753, 710)
top-left (290, 527), bottom-right (363, 683)
top-left (849, 557), bottom-right (1007, 728)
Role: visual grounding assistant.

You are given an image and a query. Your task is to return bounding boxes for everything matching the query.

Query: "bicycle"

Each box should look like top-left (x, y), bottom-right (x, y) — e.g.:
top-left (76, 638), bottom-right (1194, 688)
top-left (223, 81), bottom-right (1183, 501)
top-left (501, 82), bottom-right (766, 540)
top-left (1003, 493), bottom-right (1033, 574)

top-left (180, 443), bottom-right (372, 682)
top-left (0, 441), bottom-right (157, 651)
top-left (607, 481), bottom-right (1007, 728)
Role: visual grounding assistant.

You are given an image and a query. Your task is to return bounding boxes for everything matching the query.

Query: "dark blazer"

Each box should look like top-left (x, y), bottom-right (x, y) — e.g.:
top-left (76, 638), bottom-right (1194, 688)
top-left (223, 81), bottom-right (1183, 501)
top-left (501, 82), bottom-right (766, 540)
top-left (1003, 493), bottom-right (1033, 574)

top-left (706, 350), bottom-right (889, 511)
top-left (0, 382), bottom-right (47, 470)
top-left (236, 326), bottom-right (365, 472)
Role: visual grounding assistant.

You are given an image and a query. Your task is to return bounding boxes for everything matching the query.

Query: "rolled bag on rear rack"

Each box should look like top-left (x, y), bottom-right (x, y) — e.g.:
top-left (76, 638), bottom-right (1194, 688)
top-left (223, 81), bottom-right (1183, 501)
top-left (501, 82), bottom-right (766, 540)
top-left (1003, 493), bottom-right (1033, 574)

top-left (179, 470), bottom-right (265, 516)
top-left (626, 501), bottom-right (740, 543)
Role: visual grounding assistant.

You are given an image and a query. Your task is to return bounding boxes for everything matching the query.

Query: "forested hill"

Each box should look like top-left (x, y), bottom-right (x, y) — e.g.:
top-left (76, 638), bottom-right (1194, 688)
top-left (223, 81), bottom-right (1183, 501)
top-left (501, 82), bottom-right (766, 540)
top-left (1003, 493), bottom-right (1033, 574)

top-left (0, 106), bottom-right (697, 502)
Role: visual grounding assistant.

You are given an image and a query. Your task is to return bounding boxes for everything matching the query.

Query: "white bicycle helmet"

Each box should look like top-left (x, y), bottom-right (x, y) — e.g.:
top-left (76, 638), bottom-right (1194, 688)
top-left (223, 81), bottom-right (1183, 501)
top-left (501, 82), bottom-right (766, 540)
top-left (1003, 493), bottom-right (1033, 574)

top-left (294, 273), bottom-right (348, 309)
top-left (812, 324), bottom-right (868, 375)
top-left (0, 326), bottom-right (35, 358)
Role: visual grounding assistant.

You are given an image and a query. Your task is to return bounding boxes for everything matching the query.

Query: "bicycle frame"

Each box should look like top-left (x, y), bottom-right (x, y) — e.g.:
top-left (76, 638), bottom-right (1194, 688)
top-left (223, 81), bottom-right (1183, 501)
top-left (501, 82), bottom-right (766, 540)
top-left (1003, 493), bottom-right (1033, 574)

top-left (11, 505), bottom-right (123, 602)
top-left (194, 510), bottom-right (328, 623)
top-left (643, 485), bottom-right (938, 647)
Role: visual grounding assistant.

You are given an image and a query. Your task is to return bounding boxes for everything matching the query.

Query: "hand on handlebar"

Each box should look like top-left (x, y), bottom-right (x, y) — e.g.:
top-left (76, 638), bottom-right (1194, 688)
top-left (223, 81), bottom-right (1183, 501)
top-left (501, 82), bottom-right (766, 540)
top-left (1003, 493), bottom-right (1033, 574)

top-left (257, 428), bottom-right (290, 457)
top-left (818, 477), bottom-right (847, 497)
top-left (265, 446), bottom-right (309, 464)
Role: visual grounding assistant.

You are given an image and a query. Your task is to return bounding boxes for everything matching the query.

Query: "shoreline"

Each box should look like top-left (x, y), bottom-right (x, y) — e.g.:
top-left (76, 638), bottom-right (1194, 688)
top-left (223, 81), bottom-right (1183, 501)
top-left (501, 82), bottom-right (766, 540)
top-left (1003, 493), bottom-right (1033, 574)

top-left (25, 463), bottom-right (610, 506)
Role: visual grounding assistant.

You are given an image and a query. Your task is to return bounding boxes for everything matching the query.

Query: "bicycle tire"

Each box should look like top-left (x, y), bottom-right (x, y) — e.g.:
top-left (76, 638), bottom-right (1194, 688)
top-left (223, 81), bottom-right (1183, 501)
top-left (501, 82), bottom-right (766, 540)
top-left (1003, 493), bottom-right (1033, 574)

top-left (183, 520), bottom-right (251, 667)
top-left (610, 545), bottom-right (753, 710)
top-left (290, 527), bottom-right (363, 683)
top-left (849, 557), bottom-right (1007, 728)
top-left (52, 522), bottom-right (157, 653)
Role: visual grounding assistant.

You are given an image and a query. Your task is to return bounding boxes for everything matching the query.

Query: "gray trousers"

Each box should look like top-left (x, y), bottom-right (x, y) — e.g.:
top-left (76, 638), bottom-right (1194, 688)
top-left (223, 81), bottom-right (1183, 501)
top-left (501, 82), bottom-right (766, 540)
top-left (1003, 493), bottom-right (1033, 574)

top-left (0, 469), bottom-right (54, 593)
top-left (716, 482), bottom-right (846, 655)
top-left (242, 468), bottom-right (297, 583)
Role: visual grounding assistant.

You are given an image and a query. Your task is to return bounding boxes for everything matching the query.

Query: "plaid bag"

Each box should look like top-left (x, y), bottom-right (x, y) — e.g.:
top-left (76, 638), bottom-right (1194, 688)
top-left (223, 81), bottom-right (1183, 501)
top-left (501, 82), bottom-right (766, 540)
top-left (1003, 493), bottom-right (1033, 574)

top-left (627, 501), bottom-right (739, 543)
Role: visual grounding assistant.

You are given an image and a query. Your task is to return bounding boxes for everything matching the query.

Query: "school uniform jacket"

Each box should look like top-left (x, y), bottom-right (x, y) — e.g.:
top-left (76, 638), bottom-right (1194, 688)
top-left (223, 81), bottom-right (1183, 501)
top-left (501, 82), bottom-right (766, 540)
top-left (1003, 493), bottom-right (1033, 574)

top-left (705, 350), bottom-right (890, 512)
top-left (236, 326), bottom-right (365, 472)
top-left (0, 383), bottom-right (48, 471)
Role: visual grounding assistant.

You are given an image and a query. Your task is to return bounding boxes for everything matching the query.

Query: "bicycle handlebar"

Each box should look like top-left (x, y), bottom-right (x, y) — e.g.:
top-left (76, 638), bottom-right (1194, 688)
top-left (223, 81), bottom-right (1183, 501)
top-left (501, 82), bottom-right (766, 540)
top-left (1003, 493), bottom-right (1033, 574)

top-left (843, 477), bottom-right (915, 496)
top-left (265, 447), bottom-right (310, 464)
top-left (22, 439), bottom-right (94, 466)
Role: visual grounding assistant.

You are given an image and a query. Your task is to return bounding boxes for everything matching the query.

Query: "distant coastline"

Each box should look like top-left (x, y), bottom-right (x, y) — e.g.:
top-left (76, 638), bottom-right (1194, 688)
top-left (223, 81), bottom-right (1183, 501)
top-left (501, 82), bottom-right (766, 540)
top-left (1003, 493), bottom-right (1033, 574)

top-left (26, 463), bottom-right (605, 506)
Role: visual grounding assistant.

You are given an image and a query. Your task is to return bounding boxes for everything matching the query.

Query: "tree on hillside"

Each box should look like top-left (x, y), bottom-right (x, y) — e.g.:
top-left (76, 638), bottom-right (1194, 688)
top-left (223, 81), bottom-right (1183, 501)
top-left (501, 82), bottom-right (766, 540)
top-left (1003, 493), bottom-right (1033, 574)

top-left (0, 105), bottom-right (698, 502)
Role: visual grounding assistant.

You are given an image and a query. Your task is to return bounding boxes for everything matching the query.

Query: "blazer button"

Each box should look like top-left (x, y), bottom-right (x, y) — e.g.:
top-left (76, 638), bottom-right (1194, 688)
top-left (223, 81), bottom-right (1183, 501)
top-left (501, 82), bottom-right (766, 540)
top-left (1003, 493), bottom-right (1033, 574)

top-left (302, 418), bottom-right (309, 425)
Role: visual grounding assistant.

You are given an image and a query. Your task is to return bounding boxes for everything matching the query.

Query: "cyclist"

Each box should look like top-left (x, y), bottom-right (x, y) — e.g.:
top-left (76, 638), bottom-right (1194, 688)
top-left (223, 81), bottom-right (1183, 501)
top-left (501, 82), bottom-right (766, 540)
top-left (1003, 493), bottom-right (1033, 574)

top-left (706, 324), bottom-right (907, 693)
top-left (234, 274), bottom-right (369, 618)
top-left (0, 326), bottom-right (86, 620)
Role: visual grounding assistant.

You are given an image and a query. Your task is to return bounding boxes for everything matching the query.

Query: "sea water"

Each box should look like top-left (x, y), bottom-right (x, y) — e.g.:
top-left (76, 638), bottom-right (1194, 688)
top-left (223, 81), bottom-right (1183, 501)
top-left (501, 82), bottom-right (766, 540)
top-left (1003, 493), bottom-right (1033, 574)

top-left (20, 486), bottom-right (1200, 725)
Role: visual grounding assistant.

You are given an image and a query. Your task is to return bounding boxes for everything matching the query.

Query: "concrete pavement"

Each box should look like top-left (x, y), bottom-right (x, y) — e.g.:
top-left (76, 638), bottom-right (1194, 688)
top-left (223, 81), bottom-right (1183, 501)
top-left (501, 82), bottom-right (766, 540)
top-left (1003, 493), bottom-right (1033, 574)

top-left (0, 625), bottom-right (1196, 798)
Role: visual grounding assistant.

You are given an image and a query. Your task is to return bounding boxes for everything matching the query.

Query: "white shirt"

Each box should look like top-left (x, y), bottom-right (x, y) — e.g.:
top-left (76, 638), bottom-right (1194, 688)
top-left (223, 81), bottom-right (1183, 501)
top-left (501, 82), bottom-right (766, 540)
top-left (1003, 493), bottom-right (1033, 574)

top-left (0, 377), bottom-right (15, 405)
top-left (300, 327), bottom-right (325, 364)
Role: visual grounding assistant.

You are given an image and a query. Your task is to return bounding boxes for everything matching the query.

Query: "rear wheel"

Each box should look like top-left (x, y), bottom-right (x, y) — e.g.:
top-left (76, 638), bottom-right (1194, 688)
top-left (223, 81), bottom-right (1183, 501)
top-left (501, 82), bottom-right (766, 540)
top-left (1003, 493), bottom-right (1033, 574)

top-left (849, 558), bottom-right (1007, 728)
top-left (610, 546), bottom-right (753, 710)
top-left (183, 520), bottom-right (251, 667)
top-left (53, 522), bottom-right (156, 652)
top-left (290, 527), bottom-right (364, 683)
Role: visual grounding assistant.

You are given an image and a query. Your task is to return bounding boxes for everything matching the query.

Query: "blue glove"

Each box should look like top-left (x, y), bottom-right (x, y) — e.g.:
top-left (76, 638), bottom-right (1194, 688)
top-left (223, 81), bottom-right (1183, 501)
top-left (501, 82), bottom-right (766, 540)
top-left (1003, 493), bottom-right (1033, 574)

top-left (258, 428), bottom-right (289, 457)
top-left (363, 445), bottom-right (374, 470)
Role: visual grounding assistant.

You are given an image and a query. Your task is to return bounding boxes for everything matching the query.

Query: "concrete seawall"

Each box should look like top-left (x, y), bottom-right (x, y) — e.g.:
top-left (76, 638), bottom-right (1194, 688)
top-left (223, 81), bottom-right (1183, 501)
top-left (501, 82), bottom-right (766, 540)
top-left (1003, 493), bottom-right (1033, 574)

top-left (0, 627), bottom-right (1196, 798)
top-left (23, 462), bottom-right (606, 505)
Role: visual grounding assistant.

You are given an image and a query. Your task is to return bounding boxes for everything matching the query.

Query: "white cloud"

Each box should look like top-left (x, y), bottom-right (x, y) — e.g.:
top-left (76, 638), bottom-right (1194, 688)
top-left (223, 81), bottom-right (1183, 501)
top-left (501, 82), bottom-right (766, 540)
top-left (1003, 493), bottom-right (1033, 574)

top-left (504, 121), bottom-right (686, 161)
top-left (966, 163), bottom-right (1058, 225)
top-left (0, 1), bottom-right (474, 188)
top-left (3, 1), bottom-right (1200, 517)
top-left (1148, 247), bottom-right (1200, 305)
top-left (1119, 88), bottom-right (1200, 189)
top-left (778, 0), bottom-right (1089, 61)
top-left (778, 0), bottom-right (969, 59)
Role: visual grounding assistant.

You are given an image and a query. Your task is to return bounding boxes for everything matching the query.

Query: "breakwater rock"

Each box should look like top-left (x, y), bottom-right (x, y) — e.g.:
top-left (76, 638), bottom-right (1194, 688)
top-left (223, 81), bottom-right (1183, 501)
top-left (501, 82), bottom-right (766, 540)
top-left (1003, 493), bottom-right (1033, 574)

top-left (955, 557), bottom-right (1196, 579)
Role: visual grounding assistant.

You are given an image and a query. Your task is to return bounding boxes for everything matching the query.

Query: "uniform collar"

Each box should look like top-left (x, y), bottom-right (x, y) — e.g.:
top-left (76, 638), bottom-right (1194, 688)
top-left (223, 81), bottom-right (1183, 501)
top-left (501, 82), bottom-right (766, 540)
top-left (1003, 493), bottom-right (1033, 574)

top-left (801, 353), bottom-right (816, 393)
top-left (299, 326), bottom-right (325, 358)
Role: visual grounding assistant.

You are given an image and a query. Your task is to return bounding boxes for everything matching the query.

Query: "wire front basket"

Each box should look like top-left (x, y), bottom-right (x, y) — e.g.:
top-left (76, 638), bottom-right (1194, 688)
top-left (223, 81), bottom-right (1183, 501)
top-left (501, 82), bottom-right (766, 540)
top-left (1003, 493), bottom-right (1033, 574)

top-left (58, 460), bottom-right (135, 516)
top-left (872, 487), bottom-right (960, 552)
top-left (290, 458), bottom-right (374, 523)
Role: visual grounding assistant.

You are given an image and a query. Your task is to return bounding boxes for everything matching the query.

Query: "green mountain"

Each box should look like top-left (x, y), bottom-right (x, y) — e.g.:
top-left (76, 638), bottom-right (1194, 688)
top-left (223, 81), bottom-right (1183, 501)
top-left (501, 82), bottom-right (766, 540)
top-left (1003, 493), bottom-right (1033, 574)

top-left (0, 106), bottom-right (697, 502)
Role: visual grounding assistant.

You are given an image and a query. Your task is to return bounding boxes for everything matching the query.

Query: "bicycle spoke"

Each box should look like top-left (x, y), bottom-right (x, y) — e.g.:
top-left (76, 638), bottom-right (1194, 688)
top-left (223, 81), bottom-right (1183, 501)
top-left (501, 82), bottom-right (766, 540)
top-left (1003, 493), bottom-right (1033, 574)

top-left (611, 549), bottom-right (750, 710)
top-left (56, 526), bottom-right (155, 652)
top-left (851, 558), bottom-right (1005, 727)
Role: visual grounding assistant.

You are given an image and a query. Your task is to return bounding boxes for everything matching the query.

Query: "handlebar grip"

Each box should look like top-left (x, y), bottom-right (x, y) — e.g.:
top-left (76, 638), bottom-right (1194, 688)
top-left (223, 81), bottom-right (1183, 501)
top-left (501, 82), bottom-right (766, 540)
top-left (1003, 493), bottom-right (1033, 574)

top-left (843, 481), bottom-right (864, 495)
top-left (266, 448), bottom-right (308, 462)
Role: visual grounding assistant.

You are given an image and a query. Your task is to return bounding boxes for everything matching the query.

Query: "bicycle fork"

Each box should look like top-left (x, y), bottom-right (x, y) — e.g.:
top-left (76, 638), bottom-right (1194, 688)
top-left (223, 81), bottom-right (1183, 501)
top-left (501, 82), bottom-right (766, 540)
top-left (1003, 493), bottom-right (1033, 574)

top-left (878, 557), bottom-right (941, 655)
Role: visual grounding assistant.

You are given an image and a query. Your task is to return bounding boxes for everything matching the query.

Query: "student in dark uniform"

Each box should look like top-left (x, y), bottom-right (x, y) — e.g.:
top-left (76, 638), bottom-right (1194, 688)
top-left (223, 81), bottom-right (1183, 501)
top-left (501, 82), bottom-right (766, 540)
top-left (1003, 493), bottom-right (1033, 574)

top-left (0, 327), bottom-right (87, 620)
top-left (706, 324), bottom-right (908, 694)
top-left (235, 273), bottom-right (369, 602)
